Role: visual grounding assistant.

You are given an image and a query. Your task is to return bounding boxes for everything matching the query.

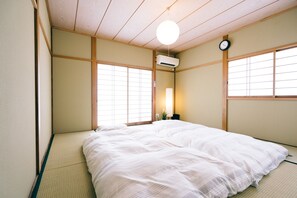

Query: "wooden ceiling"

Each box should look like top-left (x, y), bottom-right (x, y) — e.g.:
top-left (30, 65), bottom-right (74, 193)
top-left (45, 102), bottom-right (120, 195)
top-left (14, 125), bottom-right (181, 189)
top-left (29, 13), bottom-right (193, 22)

top-left (47, 0), bottom-right (297, 53)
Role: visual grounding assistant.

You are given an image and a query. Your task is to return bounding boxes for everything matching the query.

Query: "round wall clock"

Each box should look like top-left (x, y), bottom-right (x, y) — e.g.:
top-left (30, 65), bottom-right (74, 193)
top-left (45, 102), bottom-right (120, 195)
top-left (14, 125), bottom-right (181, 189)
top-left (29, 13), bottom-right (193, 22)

top-left (219, 40), bottom-right (231, 51)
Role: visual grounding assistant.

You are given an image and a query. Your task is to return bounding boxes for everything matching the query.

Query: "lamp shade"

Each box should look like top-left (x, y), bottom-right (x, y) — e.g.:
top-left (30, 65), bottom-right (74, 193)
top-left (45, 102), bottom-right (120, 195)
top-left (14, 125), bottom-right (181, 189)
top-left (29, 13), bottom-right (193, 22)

top-left (166, 88), bottom-right (173, 117)
top-left (156, 20), bottom-right (180, 45)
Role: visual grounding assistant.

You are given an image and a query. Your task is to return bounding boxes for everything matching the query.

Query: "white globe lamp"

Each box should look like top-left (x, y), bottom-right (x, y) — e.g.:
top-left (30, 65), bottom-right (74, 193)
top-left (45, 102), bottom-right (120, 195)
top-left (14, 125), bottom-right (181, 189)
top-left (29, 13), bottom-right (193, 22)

top-left (156, 20), bottom-right (180, 45)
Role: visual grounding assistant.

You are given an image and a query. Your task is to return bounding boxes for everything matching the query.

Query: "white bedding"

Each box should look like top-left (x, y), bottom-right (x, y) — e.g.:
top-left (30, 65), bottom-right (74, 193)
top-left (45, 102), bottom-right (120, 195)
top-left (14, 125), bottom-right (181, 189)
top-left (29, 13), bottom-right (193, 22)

top-left (83, 128), bottom-right (253, 198)
top-left (152, 120), bottom-right (288, 186)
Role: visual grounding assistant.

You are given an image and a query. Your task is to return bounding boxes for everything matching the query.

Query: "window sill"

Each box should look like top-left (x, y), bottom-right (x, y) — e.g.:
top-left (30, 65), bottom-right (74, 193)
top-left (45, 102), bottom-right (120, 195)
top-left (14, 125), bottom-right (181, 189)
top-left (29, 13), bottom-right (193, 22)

top-left (227, 96), bottom-right (297, 101)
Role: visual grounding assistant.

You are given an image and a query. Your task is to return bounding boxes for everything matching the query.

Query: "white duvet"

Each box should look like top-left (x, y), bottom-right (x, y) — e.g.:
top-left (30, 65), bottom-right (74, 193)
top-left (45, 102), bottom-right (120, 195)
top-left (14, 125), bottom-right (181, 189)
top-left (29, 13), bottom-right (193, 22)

top-left (83, 128), bottom-right (253, 198)
top-left (153, 120), bottom-right (288, 186)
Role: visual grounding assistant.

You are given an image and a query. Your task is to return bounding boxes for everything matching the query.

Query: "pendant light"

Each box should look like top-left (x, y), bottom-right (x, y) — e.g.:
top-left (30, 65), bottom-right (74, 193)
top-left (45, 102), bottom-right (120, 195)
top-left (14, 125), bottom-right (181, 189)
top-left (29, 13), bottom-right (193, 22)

top-left (156, 20), bottom-right (180, 45)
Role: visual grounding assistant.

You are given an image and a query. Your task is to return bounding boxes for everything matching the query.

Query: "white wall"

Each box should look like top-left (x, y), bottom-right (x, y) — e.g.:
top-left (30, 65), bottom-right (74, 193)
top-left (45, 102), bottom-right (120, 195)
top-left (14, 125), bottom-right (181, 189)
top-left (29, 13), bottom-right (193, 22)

top-left (0, 0), bottom-right (36, 197)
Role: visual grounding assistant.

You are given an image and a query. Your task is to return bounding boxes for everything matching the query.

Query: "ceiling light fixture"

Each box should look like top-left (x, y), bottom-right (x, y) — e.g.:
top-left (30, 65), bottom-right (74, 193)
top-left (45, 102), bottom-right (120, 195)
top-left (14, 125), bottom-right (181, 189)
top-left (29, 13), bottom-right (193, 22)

top-left (156, 20), bottom-right (180, 45)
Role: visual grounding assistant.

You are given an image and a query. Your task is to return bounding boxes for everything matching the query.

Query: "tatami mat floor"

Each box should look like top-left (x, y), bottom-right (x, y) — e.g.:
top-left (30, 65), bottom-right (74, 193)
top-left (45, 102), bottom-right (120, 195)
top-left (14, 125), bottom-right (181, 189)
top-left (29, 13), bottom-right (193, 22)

top-left (283, 144), bottom-right (297, 164)
top-left (37, 131), bottom-right (96, 198)
top-left (233, 162), bottom-right (297, 198)
top-left (37, 131), bottom-right (297, 198)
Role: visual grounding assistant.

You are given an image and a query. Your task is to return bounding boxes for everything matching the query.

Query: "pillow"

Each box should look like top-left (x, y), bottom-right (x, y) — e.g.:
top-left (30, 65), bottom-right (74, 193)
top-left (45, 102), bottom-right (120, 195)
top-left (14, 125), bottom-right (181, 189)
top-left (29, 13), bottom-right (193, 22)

top-left (96, 123), bottom-right (127, 132)
top-left (153, 120), bottom-right (187, 127)
top-left (152, 120), bottom-right (190, 131)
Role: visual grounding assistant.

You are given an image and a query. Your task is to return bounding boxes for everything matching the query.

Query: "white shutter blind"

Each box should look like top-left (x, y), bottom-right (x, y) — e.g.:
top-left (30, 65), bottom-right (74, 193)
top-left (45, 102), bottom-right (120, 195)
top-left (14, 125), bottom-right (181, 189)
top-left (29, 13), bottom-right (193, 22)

top-left (97, 64), bottom-right (127, 125)
top-left (97, 64), bottom-right (152, 126)
top-left (275, 47), bottom-right (297, 96)
top-left (228, 53), bottom-right (274, 96)
top-left (128, 68), bottom-right (152, 123)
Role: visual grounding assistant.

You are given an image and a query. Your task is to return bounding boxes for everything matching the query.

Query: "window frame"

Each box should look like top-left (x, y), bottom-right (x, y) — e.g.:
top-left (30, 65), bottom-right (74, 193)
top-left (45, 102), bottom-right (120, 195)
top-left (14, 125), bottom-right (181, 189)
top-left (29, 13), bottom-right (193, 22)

top-left (227, 44), bottom-right (297, 100)
top-left (94, 61), bottom-right (154, 127)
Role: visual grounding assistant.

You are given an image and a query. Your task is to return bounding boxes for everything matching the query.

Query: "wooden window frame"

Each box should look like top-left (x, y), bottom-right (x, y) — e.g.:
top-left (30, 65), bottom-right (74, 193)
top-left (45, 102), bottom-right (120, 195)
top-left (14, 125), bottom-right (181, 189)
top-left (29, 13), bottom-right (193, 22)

top-left (226, 43), bottom-right (297, 101)
top-left (92, 59), bottom-right (155, 129)
top-left (97, 63), bottom-right (153, 126)
top-left (222, 40), bottom-right (297, 131)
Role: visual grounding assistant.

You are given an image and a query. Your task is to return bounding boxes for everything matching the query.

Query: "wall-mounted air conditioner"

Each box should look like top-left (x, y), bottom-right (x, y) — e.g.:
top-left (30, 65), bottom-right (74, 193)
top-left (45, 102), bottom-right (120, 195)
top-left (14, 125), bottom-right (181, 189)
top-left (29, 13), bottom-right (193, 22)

top-left (156, 55), bottom-right (179, 68)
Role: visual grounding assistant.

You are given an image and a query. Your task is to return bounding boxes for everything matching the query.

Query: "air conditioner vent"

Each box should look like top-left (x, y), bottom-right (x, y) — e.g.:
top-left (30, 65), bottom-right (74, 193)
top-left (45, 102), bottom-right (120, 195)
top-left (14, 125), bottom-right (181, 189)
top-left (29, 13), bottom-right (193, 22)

top-left (156, 55), bottom-right (179, 68)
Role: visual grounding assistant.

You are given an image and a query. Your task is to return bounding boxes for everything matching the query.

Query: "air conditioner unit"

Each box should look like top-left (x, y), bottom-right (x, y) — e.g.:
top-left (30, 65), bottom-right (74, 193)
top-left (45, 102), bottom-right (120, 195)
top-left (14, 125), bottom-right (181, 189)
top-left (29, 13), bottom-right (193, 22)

top-left (156, 55), bottom-right (179, 68)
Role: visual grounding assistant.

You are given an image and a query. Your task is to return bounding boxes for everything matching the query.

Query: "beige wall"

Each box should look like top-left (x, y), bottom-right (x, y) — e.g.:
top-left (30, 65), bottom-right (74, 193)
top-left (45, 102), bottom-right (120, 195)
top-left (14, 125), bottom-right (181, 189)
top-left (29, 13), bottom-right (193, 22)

top-left (0, 1), bottom-right (36, 197)
top-left (175, 38), bottom-right (223, 129)
top-left (38, 0), bottom-right (51, 48)
top-left (156, 71), bottom-right (175, 117)
top-left (97, 38), bottom-right (153, 68)
top-left (53, 30), bottom-right (156, 132)
top-left (227, 7), bottom-right (297, 146)
top-left (52, 29), bottom-right (92, 133)
top-left (175, 63), bottom-right (222, 129)
top-left (228, 100), bottom-right (297, 146)
top-left (176, 38), bottom-right (222, 70)
top-left (53, 58), bottom-right (92, 133)
top-left (53, 29), bottom-right (91, 59)
top-left (229, 7), bottom-right (297, 58)
top-left (38, 2), bottom-right (52, 169)
top-left (176, 7), bottom-right (297, 146)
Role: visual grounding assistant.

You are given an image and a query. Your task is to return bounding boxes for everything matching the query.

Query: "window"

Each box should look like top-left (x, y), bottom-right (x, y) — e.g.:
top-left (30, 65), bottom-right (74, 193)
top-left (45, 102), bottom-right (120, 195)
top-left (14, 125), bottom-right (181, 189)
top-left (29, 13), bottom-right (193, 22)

top-left (228, 53), bottom-right (274, 96)
top-left (228, 46), bottom-right (297, 97)
top-left (97, 64), bottom-right (152, 125)
top-left (275, 47), bottom-right (297, 96)
top-left (97, 64), bottom-right (127, 125)
top-left (128, 68), bottom-right (152, 123)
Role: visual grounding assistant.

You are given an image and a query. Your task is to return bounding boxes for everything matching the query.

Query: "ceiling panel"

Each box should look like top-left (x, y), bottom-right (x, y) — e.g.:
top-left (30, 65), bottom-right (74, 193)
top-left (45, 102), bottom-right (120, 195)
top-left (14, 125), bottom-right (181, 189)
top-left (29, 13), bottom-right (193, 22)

top-left (48, 0), bottom-right (77, 30)
top-left (96, 0), bottom-right (144, 40)
top-left (167, 0), bottom-right (278, 51)
top-left (159, 0), bottom-right (249, 49)
top-left (48, 0), bottom-right (297, 53)
top-left (129, 0), bottom-right (210, 46)
top-left (144, 0), bottom-right (245, 51)
top-left (177, 0), bottom-right (244, 36)
top-left (172, 0), bottom-right (297, 52)
top-left (113, 0), bottom-right (176, 43)
top-left (75, 0), bottom-right (111, 35)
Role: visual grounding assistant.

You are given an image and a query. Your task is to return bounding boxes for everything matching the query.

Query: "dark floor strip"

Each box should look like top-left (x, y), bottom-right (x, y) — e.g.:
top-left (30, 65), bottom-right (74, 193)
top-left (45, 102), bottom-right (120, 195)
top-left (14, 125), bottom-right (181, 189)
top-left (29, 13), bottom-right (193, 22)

top-left (31, 135), bottom-right (55, 198)
top-left (285, 160), bottom-right (297, 165)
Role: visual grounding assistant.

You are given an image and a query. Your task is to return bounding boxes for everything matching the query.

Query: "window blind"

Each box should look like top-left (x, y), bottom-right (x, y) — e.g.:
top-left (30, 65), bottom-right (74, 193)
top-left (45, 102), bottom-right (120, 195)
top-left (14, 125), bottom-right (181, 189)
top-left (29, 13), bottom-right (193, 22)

top-left (97, 64), bottom-right (127, 125)
top-left (128, 68), bottom-right (152, 123)
top-left (97, 64), bottom-right (152, 126)
top-left (275, 47), bottom-right (297, 96)
top-left (228, 53), bottom-right (274, 96)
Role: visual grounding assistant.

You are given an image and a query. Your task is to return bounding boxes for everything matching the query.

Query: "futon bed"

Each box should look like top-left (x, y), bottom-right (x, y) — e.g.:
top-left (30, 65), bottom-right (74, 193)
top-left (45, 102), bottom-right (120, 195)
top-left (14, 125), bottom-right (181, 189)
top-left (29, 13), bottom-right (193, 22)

top-left (83, 120), bottom-right (288, 198)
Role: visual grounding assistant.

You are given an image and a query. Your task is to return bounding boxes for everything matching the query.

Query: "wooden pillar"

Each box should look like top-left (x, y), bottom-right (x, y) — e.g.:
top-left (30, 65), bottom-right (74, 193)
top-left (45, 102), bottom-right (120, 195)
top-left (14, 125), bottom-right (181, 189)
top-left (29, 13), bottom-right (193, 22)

top-left (91, 37), bottom-right (97, 129)
top-left (152, 51), bottom-right (156, 121)
top-left (222, 35), bottom-right (228, 131)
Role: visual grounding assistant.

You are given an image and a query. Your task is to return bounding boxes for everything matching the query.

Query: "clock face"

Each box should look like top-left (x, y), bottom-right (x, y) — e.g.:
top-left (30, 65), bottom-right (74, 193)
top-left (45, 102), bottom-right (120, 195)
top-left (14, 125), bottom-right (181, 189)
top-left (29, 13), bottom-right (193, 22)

top-left (219, 40), bottom-right (230, 51)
